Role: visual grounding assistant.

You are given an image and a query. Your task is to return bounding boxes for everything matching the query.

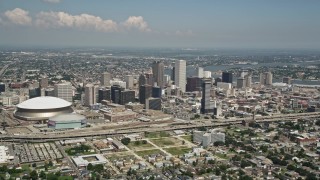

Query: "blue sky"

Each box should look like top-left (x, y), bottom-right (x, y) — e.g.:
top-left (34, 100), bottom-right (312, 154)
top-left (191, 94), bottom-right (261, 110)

top-left (0, 0), bottom-right (320, 49)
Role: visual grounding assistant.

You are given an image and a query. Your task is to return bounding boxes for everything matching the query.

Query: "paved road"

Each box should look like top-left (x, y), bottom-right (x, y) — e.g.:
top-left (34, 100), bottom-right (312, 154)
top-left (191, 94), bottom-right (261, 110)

top-left (55, 141), bottom-right (81, 178)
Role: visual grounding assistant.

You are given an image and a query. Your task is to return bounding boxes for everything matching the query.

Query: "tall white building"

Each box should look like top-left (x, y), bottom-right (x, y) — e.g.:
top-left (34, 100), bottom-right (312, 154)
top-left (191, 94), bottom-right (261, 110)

top-left (125, 75), bottom-right (134, 89)
top-left (260, 72), bottom-right (273, 86)
top-left (101, 72), bottom-right (111, 87)
top-left (54, 83), bottom-right (73, 102)
top-left (174, 60), bottom-right (186, 92)
top-left (197, 67), bottom-right (204, 78)
top-left (84, 84), bottom-right (99, 106)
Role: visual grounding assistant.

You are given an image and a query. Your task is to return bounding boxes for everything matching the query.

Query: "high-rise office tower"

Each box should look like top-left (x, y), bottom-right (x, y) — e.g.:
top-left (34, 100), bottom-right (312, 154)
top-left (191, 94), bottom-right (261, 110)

top-left (152, 86), bottom-right (162, 98)
top-left (237, 77), bottom-right (246, 89)
top-left (125, 75), bottom-right (134, 89)
top-left (84, 84), bottom-right (99, 106)
top-left (201, 80), bottom-right (213, 114)
top-left (139, 84), bottom-right (152, 104)
top-left (172, 67), bottom-right (175, 81)
top-left (245, 75), bottom-right (252, 87)
top-left (39, 77), bottom-right (48, 88)
top-left (260, 72), bottom-right (273, 86)
top-left (138, 74), bottom-right (147, 87)
top-left (186, 77), bottom-right (202, 92)
top-left (111, 85), bottom-right (124, 104)
top-left (152, 61), bottom-right (165, 88)
top-left (98, 88), bottom-right (111, 103)
top-left (282, 77), bottom-right (292, 84)
top-left (222, 72), bottom-right (233, 83)
top-left (146, 98), bottom-right (162, 110)
top-left (197, 67), bottom-right (204, 78)
top-left (174, 60), bottom-right (186, 92)
top-left (120, 90), bottom-right (135, 105)
top-left (101, 72), bottom-right (111, 86)
top-left (0, 83), bottom-right (5, 93)
top-left (145, 73), bottom-right (154, 86)
top-left (54, 82), bottom-right (73, 102)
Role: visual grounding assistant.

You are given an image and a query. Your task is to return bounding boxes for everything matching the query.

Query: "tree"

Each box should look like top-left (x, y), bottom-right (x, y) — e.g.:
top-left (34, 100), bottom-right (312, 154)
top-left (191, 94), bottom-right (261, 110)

top-left (287, 164), bottom-right (295, 171)
top-left (215, 168), bottom-right (221, 176)
top-left (214, 141), bottom-right (224, 146)
top-left (182, 140), bottom-right (185, 145)
top-left (121, 137), bottom-right (131, 145)
top-left (48, 160), bottom-right (53, 167)
top-left (142, 140), bottom-right (147, 144)
top-left (30, 170), bottom-right (38, 180)
top-left (39, 171), bottom-right (46, 179)
top-left (315, 120), bottom-right (320, 126)
top-left (32, 163), bottom-right (37, 167)
top-left (87, 163), bottom-right (94, 171)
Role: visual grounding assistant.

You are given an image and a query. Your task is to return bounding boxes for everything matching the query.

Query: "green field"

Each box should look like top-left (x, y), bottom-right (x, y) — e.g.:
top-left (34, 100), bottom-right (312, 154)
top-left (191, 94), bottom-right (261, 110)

top-left (145, 131), bottom-right (170, 139)
top-left (135, 149), bottom-right (162, 156)
top-left (150, 137), bottom-right (183, 147)
top-left (181, 135), bottom-right (192, 142)
top-left (126, 141), bottom-right (155, 150)
top-left (58, 176), bottom-right (73, 180)
top-left (164, 147), bottom-right (192, 156)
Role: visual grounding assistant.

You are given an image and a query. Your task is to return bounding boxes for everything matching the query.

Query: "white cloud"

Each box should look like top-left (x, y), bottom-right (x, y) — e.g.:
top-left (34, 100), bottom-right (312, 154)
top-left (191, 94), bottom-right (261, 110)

top-left (35, 11), bottom-right (118, 32)
top-left (123, 16), bottom-right (151, 32)
top-left (4, 8), bottom-right (32, 25)
top-left (1, 8), bottom-right (153, 33)
top-left (42, 0), bottom-right (61, 3)
top-left (175, 30), bottom-right (193, 36)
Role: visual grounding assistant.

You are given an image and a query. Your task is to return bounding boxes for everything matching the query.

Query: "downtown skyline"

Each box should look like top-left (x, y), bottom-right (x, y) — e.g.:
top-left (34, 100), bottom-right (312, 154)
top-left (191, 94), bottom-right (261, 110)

top-left (0, 0), bottom-right (320, 49)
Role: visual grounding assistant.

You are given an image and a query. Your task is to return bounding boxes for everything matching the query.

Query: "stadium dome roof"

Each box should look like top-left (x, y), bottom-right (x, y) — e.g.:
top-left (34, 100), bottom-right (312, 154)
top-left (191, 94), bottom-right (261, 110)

top-left (49, 114), bottom-right (85, 122)
top-left (17, 96), bottom-right (71, 110)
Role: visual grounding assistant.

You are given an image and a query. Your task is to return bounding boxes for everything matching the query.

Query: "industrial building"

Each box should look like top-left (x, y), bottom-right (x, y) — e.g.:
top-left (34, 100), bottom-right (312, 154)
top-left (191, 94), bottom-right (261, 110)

top-left (14, 96), bottom-right (73, 122)
top-left (48, 114), bottom-right (87, 130)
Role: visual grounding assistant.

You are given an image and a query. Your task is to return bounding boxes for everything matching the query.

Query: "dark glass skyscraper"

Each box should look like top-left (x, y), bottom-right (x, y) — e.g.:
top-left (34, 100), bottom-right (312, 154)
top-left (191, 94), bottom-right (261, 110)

top-left (152, 61), bottom-right (165, 88)
top-left (201, 80), bottom-right (213, 114)
top-left (222, 72), bottom-right (233, 83)
top-left (139, 84), bottom-right (152, 104)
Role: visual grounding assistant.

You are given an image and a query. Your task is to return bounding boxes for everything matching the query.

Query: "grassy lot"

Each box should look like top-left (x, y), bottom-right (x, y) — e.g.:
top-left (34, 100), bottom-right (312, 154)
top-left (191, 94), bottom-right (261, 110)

top-left (58, 176), bottom-right (74, 180)
top-left (215, 153), bottom-right (228, 159)
top-left (150, 137), bottom-right (182, 147)
top-left (164, 146), bottom-right (192, 156)
top-left (106, 153), bottom-right (136, 162)
top-left (126, 141), bottom-right (155, 151)
top-left (145, 131), bottom-right (171, 139)
top-left (135, 149), bottom-right (162, 157)
top-left (180, 135), bottom-right (192, 142)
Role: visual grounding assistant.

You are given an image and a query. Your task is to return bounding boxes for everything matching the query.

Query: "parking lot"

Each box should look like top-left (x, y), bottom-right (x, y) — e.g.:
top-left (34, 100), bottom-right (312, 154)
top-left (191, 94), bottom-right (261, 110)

top-left (14, 142), bottom-right (63, 163)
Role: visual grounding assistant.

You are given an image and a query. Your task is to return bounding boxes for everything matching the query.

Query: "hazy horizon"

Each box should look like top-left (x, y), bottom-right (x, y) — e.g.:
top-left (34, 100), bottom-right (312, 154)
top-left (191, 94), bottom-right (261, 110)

top-left (1, 0), bottom-right (320, 49)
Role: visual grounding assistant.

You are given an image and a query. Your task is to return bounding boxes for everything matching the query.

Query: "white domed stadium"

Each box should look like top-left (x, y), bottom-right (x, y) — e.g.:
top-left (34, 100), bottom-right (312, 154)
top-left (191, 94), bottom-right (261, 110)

top-left (48, 114), bottom-right (87, 130)
top-left (14, 96), bottom-right (73, 121)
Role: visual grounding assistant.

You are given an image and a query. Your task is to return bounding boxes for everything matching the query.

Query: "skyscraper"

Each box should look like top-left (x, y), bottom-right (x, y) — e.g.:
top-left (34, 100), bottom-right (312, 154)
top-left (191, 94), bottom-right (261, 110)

top-left (152, 61), bottom-right (165, 88)
top-left (139, 84), bottom-right (152, 104)
top-left (111, 85), bottom-right (124, 104)
top-left (125, 75), bottom-right (134, 89)
top-left (201, 80), bottom-right (213, 114)
top-left (84, 84), bottom-right (99, 106)
top-left (222, 72), bottom-right (233, 83)
top-left (237, 77), bottom-right (246, 89)
top-left (152, 86), bottom-right (162, 98)
top-left (54, 82), bottom-right (73, 102)
top-left (260, 72), bottom-right (273, 86)
top-left (39, 77), bottom-right (48, 88)
top-left (120, 90), bottom-right (135, 105)
top-left (174, 60), bottom-right (186, 92)
top-left (98, 88), bottom-right (111, 103)
top-left (186, 77), bottom-right (202, 92)
top-left (138, 74), bottom-right (147, 87)
top-left (197, 67), bottom-right (204, 78)
top-left (101, 72), bottom-right (111, 86)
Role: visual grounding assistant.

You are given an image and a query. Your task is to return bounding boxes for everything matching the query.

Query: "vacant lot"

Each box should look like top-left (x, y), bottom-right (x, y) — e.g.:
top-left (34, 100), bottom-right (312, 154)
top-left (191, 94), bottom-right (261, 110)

top-left (164, 146), bottom-right (192, 156)
top-left (135, 149), bottom-right (162, 157)
top-left (150, 137), bottom-right (182, 147)
top-left (126, 140), bottom-right (155, 151)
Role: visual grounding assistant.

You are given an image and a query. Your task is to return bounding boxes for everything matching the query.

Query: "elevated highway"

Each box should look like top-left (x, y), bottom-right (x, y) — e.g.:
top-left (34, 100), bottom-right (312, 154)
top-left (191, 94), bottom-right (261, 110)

top-left (0, 112), bottom-right (319, 142)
